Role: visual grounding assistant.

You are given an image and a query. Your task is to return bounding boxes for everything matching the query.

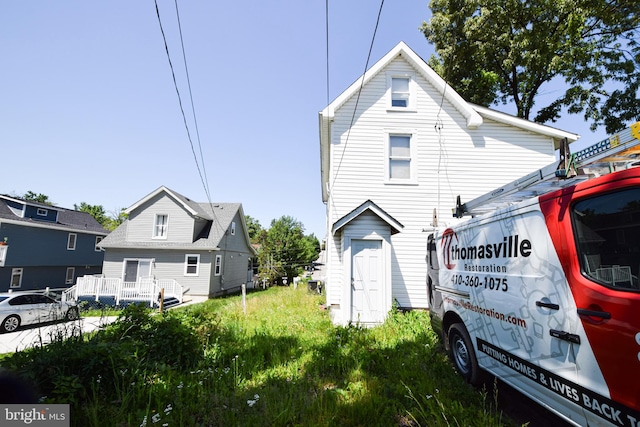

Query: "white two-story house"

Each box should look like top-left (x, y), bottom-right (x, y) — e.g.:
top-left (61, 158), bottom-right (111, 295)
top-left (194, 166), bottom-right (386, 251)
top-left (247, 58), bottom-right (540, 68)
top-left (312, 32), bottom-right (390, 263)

top-left (319, 41), bottom-right (579, 326)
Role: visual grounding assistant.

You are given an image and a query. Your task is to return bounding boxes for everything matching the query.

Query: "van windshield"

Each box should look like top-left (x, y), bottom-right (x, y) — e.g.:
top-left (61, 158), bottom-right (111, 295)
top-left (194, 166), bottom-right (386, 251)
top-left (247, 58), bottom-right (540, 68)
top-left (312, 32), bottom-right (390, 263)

top-left (573, 187), bottom-right (640, 290)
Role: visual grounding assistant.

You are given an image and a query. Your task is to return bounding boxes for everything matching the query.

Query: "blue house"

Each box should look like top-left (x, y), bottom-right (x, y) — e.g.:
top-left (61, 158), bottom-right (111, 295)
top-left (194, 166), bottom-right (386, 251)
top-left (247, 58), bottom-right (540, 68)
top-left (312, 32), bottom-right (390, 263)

top-left (0, 195), bottom-right (108, 292)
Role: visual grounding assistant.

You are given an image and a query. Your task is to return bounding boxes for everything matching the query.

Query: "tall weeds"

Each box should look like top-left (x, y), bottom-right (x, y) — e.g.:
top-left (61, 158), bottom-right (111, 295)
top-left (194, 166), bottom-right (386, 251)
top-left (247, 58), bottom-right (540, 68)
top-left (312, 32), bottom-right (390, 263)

top-left (0, 286), bottom-right (512, 426)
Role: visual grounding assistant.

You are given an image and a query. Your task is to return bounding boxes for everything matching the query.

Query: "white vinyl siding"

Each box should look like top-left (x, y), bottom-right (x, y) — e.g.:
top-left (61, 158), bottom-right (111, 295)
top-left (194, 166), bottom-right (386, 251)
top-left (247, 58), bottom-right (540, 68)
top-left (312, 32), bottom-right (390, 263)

top-left (325, 55), bottom-right (557, 311)
top-left (67, 233), bottom-right (77, 250)
top-left (184, 254), bottom-right (200, 276)
top-left (126, 194), bottom-right (195, 243)
top-left (153, 214), bottom-right (168, 239)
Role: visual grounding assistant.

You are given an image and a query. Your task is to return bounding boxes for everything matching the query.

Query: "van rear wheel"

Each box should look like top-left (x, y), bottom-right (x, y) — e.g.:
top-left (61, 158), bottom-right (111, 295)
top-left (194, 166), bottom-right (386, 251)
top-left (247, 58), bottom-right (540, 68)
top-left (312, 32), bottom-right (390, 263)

top-left (448, 323), bottom-right (481, 385)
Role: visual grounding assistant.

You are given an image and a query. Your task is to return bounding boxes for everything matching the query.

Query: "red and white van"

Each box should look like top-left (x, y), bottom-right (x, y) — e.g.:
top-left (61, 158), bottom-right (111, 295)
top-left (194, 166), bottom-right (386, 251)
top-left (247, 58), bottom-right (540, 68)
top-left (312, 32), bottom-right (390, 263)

top-left (428, 157), bottom-right (640, 426)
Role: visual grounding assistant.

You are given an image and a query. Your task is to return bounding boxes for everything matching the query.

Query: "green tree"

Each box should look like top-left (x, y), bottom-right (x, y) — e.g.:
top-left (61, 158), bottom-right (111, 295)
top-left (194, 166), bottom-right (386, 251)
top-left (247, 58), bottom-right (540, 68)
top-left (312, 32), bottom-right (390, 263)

top-left (75, 202), bottom-right (109, 226)
top-left (258, 216), bottom-right (320, 286)
top-left (421, 0), bottom-right (640, 133)
top-left (74, 203), bottom-right (127, 231)
top-left (23, 191), bottom-right (52, 205)
top-left (244, 215), bottom-right (263, 244)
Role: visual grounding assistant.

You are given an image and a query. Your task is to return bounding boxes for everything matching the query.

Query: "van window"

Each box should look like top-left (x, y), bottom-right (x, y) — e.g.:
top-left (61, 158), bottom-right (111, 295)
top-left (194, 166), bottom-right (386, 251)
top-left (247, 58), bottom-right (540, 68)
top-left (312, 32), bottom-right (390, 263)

top-left (572, 187), bottom-right (640, 290)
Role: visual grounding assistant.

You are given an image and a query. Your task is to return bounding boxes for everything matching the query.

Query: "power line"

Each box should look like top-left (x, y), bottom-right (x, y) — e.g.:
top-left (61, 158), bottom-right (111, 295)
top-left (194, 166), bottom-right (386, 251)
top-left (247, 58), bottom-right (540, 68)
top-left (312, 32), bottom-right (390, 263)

top-left (154, 0), bottom-right (224, 235)
top-left (172, 0), bottom-right (212, 205)
top-left (329, 0), bottom-right (385, 193)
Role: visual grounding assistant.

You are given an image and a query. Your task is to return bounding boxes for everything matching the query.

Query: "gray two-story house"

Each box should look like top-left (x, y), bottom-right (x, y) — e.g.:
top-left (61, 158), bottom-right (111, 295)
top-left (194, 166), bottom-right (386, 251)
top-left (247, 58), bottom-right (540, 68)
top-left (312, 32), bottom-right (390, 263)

top-left (0, 195), bottom-right (108, 292)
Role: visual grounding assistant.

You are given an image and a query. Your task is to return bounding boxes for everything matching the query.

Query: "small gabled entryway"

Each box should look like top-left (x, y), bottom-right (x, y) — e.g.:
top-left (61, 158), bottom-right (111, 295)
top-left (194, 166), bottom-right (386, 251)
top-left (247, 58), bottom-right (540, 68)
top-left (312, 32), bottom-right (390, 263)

top-left (331, 200), bottom-right (403, 326)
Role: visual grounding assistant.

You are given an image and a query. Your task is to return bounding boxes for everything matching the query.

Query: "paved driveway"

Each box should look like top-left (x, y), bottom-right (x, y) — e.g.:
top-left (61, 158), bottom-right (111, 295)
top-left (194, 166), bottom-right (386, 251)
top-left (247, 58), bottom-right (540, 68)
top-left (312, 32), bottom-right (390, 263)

top-left (0, 316), bottom-right (117, 354)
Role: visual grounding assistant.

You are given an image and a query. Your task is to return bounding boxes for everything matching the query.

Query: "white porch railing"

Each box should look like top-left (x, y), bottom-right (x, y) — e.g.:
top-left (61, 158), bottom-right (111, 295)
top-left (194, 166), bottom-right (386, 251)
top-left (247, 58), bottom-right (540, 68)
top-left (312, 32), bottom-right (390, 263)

top-left (65, 276), bottom-right (184, 307)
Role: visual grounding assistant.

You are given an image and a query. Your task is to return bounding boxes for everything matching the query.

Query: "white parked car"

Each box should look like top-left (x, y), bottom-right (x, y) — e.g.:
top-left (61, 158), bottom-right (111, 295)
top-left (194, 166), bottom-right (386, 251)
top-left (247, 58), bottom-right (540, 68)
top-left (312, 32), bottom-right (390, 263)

top-left (0, 292), bottom-right (79, 333)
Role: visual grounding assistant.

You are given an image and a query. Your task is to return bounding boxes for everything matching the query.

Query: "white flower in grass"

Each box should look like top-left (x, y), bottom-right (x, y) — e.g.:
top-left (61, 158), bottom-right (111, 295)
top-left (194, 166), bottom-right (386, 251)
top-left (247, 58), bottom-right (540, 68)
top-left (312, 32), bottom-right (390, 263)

top-left (164, 404), bottom-right (173, 414)
top-left (139, 415), bottom-right (147, 427)
top-left (152, 413), bottom-right (161, 423)
top-left (177, 382), bottom-right (184, 389)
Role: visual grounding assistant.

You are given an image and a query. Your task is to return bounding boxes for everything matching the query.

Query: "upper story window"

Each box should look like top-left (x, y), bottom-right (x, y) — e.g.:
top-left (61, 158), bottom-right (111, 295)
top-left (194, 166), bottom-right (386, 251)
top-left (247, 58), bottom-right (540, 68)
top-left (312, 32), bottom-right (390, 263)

top-left (184, 254), bottom-right (200, 276)
top-left (386, 133), bottom-right (416, 183)
top-left (95, 236), bottom-right (103, 252)
top-left (0, 246), bottom-right (7, 267)
top-left (387, 74), bottom-right (415, 110)
top-left (573, 187), bottom-right (640, 291)
top-left (67, 233), bottom-right (77, 250)
top-left (214, 254), bottom-right (222, 276)
top-left (231, 221), bottom-right (236, 236)
top-left (153, 214), bottom-right (168, 239)
top-left (37, 208), bottom-right (48, 216)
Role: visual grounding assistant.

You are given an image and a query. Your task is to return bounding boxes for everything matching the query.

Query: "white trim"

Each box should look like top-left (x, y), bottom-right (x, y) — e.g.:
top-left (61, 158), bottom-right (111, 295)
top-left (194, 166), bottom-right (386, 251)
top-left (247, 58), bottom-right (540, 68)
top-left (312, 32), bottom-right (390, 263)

top-left (10, 268), bottom-right (23, 288)
top-left (67, 233), bottom-right (77, 250)
top-left (214, 254), bottom-right (222, 276)
top-left (153, 214), bottom-right (168, 239)
top-left (65, 267), bottom-right (75, 284)
top-left (0, 217), bottom-right (106, 235)
top-left (95, 236), bottom-right (103, 252)
top-left (184, 254), bottom-right (200, 276)
top-left (385, 130), bottom-right (418, 184)
top-left (125, 185), bottom-right (203, 217)
top-left (387, 73), bottom-right (416, 111)
top-left (122, 258), bottom-right (154, 282)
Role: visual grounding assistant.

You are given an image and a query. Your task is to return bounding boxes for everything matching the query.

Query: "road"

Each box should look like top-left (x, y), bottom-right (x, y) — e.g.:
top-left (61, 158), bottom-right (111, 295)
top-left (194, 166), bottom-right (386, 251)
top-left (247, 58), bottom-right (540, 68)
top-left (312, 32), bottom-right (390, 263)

top-left (0, 316), bottom-right (117, 354)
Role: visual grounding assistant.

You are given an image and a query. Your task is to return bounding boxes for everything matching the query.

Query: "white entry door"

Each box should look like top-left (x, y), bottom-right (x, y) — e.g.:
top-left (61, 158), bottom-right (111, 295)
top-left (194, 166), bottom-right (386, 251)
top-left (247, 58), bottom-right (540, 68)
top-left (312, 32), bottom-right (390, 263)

top-left (351, 239), bottom-right (383, 324)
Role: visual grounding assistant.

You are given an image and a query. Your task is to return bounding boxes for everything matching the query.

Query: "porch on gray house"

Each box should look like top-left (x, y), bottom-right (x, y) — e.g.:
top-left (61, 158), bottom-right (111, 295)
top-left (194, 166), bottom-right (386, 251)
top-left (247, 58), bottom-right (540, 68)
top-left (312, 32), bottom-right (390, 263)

top-left (63, 276), bottom-right (185, 309)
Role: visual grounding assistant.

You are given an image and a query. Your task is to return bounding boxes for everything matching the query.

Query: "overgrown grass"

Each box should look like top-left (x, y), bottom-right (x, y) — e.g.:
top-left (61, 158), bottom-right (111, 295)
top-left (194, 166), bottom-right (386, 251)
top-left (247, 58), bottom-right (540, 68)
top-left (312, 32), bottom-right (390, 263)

top-left (1, 285), bottom-right (515, 426)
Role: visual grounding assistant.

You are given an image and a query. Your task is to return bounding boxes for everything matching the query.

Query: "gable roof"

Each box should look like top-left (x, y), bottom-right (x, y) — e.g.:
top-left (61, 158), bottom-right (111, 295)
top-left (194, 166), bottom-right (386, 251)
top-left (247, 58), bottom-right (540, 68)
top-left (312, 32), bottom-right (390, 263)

top-left (319, 41), bottom-right (580, 202)
top-left (332, 200), bottom-right (403, 235)
top-left (125, 185), bottom-right (213, 220)
top-left (100, 187), bottom-right (256, 255)
top-left (0, 195), bottom-right (108, 234)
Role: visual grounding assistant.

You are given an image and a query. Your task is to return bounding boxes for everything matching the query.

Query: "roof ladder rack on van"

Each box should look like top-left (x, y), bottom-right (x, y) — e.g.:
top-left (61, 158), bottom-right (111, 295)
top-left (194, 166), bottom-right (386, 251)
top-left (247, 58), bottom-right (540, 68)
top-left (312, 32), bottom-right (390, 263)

top-left (454, 121), bottom-right (640, 218)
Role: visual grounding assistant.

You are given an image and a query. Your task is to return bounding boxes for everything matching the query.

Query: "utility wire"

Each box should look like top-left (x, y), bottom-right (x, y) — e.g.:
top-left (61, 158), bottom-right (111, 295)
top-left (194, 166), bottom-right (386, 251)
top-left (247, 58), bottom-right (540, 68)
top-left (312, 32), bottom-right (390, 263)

top-left (329, 0), bottom-right (385, 193)
top-left (173, 0), bottom-right (212, 206)
top-left (154, 0), bottom-right (224, 235)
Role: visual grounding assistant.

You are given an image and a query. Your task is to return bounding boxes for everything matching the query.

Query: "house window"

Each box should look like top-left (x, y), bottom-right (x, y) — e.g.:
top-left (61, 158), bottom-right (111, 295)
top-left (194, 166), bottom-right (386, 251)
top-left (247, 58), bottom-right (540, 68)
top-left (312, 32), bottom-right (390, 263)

top-left (184, 254), bottom-right (200, 276)
top-left (37, 208), bottom-right (48, 216)
top-left (95, 236), bottom-right (103, 252)
top-left (388, 134), bottom-right (413, 180)
top-left (67, 233), bottom-right (77, 250)
top-left (214, 255), bottom-right (222, 276)
top-left (65, 267), bottom-right (75, 285)
top-left (123, 259), bottom-right (153, 282)
top-left (153, 214), bottom-right (168, 239)
top-left (388, 74), bottom-right (414, 110)
top-left (0, 246), bottom-right (6, 267)
top-left (10, 268), bottom-right (22, 288)
top-left (231, 221), bottom-right (236, 236)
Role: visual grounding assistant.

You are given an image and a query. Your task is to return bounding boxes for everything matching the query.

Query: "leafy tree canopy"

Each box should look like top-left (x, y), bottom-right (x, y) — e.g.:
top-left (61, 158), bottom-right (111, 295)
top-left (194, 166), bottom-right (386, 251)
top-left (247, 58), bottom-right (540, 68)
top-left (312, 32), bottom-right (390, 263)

top-left (257, 216), bottom-right (320, 286)
top-left (23, 191), bottom-right (52, 205)
top-left (75, 203), bottom-right (127, 231)
top-left (421, 0), bottom-right (640, 133)
top-left (244, 215), bottom-right (263, 244)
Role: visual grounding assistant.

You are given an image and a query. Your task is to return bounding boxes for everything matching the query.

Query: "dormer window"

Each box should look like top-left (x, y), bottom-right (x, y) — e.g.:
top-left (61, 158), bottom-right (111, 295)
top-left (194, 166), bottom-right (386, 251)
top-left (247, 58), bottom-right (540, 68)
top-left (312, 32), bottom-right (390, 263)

top-left (153, 214), bottom-right (168, 239)
top-left (37, 208), bottom-right (48, 216)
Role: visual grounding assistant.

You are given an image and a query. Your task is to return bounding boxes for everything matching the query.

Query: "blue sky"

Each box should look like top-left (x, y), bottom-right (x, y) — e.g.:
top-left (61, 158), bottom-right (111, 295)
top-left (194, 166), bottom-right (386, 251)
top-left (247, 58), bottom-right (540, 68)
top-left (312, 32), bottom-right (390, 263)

top-left (1, 1), bottom-right (606, 238)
